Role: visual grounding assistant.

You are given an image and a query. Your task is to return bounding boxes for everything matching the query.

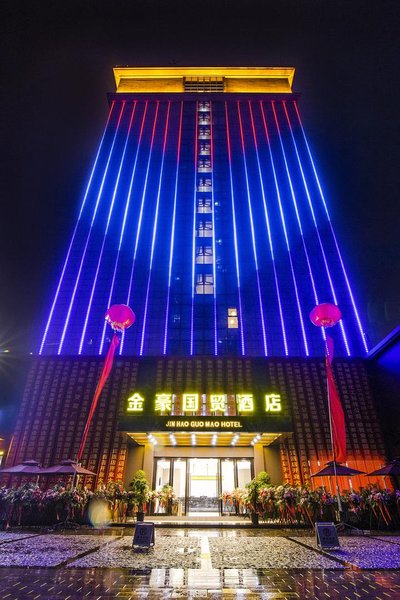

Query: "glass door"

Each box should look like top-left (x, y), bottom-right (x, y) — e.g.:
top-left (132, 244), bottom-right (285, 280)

top-left (153, 458), bottom-right (171, 513)
top-left (172, 459), bottom-right (186, 516)
top-left (188, 458), bottom-right (219, 515)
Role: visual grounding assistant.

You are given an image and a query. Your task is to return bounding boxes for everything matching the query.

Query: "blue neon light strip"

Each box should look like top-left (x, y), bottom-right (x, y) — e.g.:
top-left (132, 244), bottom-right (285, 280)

top-left (293, 101), bottom-right (368, 353)
top-left (271, 102), bottom-right (325, 347)
top-left (99, 102), bottom-right (149, 355)
top-left (190, 101), bottom-right (198, 356)
top-left (121, 102), bottom-right (160, 354)
top-left (225, 102), bottom-right (245, 355)
top-left (163, 102), bottom-right (183, 355)
top-left (237, 102), bottom-right (268, 356)
top-left (57, 102), bottom-right (126, 355)
top-left (248, 101), bottom-right (288, 355)
top-left (39, 101), bottom-right (116, 355)
top-left (140, 102), bottom-right (171, 355)
top-left (210, 101), bottom-right (218, 356)
top-left (78, 102), bottom-right (137, 354)
top-left (260, 101), bottom-right (309, 356)
top-left (281, 102), bottom-right (353, 352)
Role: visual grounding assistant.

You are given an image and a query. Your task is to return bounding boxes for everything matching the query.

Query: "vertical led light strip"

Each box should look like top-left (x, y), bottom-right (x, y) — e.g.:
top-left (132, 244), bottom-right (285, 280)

top-left (225, 102), bottom-right (245, 355)
top-left (57, 102), bottom-right (126, 355)
top-left (282, 102), bottom-right (351, 354)
top-left (140, 102), bottom-right (171, 355)
top-left (190, 102), bottom-right (199, 355)
top-left (271, 102), bottom-right (325, 347)
top-left (248, 101), bottom-right (288, 355)
top-left (78, 102), bottom-right (137, 354)
top-left (293, 101), bottom-right (368, 353)
top-left (163, 102), bottom-right (183, 355)
top-left (237, 102), bottom-right (268, 356)
top-left (98, 102), bottom-right (149, 355)
top-left (120, 102), bottom-right (160, 354)
top-left (260, 101), bottom-right (309, 356)
top-left (39, 101), bottom-right (116, 354)
top-left (210, 101), bottom-right (218, 356)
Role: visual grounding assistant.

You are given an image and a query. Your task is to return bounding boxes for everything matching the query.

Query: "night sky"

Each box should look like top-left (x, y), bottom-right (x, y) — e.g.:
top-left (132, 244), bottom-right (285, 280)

top-left (1, 0), bottom-right (399, 359)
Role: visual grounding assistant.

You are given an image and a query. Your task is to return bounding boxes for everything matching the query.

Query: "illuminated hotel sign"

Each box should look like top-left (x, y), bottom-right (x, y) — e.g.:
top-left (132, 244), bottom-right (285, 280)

top-left (165, 419), bottom-right (243, 429)
top-left (126, 392), bottom-right (282, 414)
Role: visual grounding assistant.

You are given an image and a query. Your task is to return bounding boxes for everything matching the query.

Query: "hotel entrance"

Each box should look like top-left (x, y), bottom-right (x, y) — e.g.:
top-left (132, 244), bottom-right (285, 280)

top-left (152, 456), bottom-right (254, 516)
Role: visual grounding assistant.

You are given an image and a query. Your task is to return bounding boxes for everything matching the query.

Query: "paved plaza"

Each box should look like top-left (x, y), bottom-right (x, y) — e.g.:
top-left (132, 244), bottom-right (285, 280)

top-left (0, 528), bottom-right (399, 599)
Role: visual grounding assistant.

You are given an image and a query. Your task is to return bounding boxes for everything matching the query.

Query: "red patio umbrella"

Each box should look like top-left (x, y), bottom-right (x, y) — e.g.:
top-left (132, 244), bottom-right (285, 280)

top-left (311, 461), bottom-right (365, 477)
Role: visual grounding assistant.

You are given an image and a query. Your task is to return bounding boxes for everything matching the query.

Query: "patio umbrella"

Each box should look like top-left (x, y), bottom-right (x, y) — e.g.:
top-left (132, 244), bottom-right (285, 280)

top-left (40, 459), bottom-right (96, 476)
top-left (0, 459), bottom-right (42, 475)
top-left (311, 461), bottom-right (365, 477)
top-left (367, 459), bottom-right (400, 477)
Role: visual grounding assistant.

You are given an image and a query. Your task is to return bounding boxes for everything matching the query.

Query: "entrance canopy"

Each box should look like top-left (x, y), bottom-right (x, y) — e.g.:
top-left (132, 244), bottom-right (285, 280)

top-left (127, 432), bottom-right (283, 447)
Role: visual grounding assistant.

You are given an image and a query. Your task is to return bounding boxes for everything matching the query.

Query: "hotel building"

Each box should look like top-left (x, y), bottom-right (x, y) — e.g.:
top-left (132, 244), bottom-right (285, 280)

top-left (6, 67), bottom-right (387, 514)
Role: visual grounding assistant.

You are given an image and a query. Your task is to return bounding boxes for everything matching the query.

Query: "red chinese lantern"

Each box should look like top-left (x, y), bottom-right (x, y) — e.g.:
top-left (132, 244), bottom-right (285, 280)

top-left (105, 304), bottom-right (136, 332)
top-left (310, 303), bottom-right (341, 328)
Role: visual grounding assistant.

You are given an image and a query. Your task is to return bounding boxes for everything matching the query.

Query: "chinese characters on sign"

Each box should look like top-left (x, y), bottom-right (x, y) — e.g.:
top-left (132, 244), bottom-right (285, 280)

top-left (126, 392), bottom-right (282, 414)
top-left (127, 393), bottom-right (145, 412)
top-left (265, 394), bottom-right (282, 412)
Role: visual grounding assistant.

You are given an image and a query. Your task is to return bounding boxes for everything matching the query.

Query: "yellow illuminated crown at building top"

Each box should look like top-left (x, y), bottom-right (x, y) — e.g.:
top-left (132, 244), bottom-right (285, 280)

top-left (113, 67), bottom-right (295, 94)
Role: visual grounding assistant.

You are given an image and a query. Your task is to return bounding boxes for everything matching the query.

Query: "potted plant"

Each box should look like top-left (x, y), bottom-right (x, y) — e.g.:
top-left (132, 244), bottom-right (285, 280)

top-left (129, 470), bottom-right (150, 522)
top-left (245, 471), bottom-right (271, 526)
top-left (158, 484), bottom-right (176, 515)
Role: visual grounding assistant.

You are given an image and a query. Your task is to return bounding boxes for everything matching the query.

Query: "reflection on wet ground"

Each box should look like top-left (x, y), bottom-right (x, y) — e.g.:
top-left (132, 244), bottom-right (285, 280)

top-left (0, 528), bottom-right (399, 599)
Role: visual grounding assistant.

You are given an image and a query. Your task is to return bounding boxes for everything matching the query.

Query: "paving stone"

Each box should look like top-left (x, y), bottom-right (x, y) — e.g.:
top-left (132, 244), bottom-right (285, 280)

top-left (300, 535), bottom-right (400, 569)
top-left (69, 535), bottom-right (201, 569)
top-left (208, 537), bottom-right (342, 569)
top-left (0, 533), bottom-right (116, 567)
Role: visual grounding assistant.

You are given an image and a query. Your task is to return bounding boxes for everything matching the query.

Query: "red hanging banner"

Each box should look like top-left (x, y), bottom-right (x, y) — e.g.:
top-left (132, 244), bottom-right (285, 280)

top-left (325, 336), bottom-right (347, 463)
top-left (77, 333), bottom-right (120, 462)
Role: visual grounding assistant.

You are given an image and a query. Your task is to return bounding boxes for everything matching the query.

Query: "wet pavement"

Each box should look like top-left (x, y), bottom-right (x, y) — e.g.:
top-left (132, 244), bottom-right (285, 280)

top-left (0, 528), bottom-right (399, 599)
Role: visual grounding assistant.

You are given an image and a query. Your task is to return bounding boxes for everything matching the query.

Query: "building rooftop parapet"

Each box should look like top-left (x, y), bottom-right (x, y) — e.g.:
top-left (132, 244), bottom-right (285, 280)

top-left (113, 66), bottom-right (295, 94)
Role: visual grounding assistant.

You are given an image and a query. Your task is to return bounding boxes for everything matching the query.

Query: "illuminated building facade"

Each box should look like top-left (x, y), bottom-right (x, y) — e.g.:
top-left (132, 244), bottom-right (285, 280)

top-left (7, 68), bottom-right (387, 515)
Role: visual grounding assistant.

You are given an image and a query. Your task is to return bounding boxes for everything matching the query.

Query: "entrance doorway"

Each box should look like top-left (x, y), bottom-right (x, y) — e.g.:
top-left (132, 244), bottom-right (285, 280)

top-left (188, 458), bottom-right (219, 515)
top-left (152, 457), bottom-right (253, 516)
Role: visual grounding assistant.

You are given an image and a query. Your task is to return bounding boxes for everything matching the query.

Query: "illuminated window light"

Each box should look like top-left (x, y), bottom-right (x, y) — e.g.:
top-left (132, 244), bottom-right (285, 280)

top-left (190, 101), bottom-right (199, 355)
top-left (163, 102), bottom-right (183, 355)
top-left (281, 101), bottom-right (350, 351)
top-left (140, 103), bottom-right (171, 356)
top-left (79, 102), bottom-right (137, 354)
top-left (99, 102), bottom-right (149, 355)
top-left (248, 101), bottom-right (288, 356)
top-left (271, 101), bottom-right (322, 352)
top-left (210, 100), bottom-right (218, 356)
top-left (237, 102), bottom-right (268, 356)
top-left (121, 102), bottom-right (160, 354)
top-left (260, 101), bottom-right (309, 356)
top-left (57, 102), bottom-right (126, 355)
top-left (225, 102), bottom-right (245, 355)
top-left (294, 102), bottom-right (368, 353)
top-left (39, 102), bottom-right (116, 355)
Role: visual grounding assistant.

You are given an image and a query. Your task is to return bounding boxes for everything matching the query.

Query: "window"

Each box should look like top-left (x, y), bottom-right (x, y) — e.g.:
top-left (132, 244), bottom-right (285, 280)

top-left (198, 128), bottom-right (210, 139)
top-left (198, 114), bottom-right (210, 125)
top-left (197, 160), bottom-right (211, 172)
top-left (197, 178), bottom-right (212, 192)
top-left (198, 101), bottom-right (210, 111)
top-left (228, 307), bottom-right (238, 329)
top-left (198, 220), bottom-right (213, 237)
top-left (196, 273), bottom-right (214, 294)
top-left (196, 246), bottom-right (213, 264)
top-left (199, 144), bottom-right (211, 155)
top-left (197, 198), bottom-right (212, 213)
top-left (184, 77), bottom-right (224, 92)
